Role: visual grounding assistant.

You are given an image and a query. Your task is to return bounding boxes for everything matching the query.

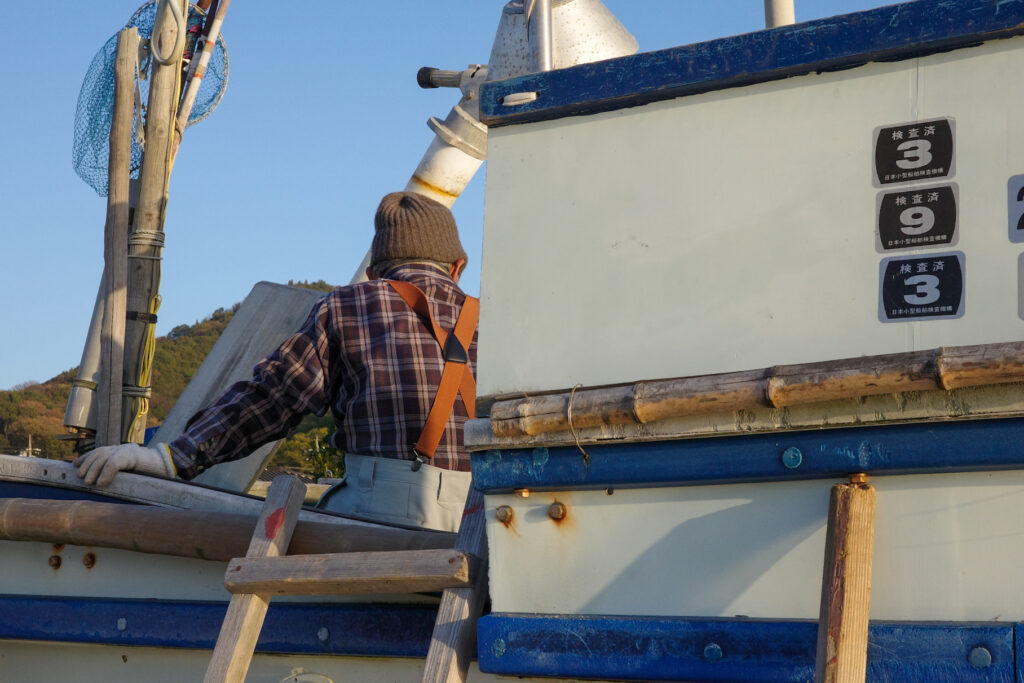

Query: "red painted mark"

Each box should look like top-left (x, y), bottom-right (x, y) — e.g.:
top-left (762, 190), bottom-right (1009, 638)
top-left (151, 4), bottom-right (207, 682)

top-left (462, 503), bottom-right (483, 519)
top-left (264, 508), bottom-right (285, 540)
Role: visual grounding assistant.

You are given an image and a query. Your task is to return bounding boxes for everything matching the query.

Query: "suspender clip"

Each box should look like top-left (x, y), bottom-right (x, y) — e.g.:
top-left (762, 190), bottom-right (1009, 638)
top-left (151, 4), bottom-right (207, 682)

top-left (411, 449), bottom-right (429, 472)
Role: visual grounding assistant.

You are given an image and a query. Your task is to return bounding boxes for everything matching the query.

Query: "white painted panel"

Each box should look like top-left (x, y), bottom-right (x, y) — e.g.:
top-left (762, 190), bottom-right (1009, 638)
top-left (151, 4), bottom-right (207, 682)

top-left (486, 471), bottom-right (1024, 621)
top-left (480, 38), bottom-right (1024, 395)
top-left (0, 640), bottom-right (528, 683)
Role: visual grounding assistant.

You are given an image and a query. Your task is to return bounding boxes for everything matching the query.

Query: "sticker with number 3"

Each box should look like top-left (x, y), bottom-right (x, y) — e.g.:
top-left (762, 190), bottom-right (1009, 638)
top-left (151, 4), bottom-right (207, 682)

top-left (879, 252), bottom-right (964, 322)
top-left (873, 118), bottom-right (955, 186)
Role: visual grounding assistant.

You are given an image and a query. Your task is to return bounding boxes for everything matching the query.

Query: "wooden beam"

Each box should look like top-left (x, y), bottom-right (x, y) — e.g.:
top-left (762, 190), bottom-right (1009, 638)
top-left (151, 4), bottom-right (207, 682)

top-left (815, 476), bottom-right (876, 683)
top-left (224, 549), bottom-right (475, 596)
top-left (95, 28), bottom-right (138, 447)
top-left (422, 487), bottom-right (489, 683)
top-left (0, 497), bottom-right (454, 562)
top-left (204, 476), bottom-right (305, 683)
top-left (485, 341), bottom-right (1024, 439)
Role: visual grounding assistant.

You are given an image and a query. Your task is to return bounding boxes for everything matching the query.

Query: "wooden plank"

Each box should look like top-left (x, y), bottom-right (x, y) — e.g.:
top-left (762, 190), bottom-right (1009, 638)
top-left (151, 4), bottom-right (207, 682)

top-left (483, 342), bottom-right (1024, 440)
top-left (224, 549), bottom-right (474, 596)
top-left (815, 477), bottom-right (875, 683)
top-left (422, 487), bottom-right (488, 683)
top-left (0, 497), bottom-right (453, 562)
top-left (937, 341), bottom-right (1024, 389)
top-left (95, 28), bottom-right (137, 447)
top-left (467, 382), bottom-right (1024, 452)
top-left (204, 476), bottom-right (305, 683)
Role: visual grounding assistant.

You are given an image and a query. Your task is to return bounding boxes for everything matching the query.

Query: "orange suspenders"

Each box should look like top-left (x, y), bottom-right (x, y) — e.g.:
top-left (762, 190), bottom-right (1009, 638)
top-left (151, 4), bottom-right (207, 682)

top-left (386, 280), bottom-right (479, 471)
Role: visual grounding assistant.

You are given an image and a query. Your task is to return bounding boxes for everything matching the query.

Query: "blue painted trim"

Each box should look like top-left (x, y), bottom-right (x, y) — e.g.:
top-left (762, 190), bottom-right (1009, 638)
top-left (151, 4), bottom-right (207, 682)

top-left (480, 0), bottom-right (1024, 127)
top-left (471, 417), bottom-right (1024, 493)
top-left (0, 595), bottom-right (435, 657)
top-left (478, 613), bottom-right (1015, 682)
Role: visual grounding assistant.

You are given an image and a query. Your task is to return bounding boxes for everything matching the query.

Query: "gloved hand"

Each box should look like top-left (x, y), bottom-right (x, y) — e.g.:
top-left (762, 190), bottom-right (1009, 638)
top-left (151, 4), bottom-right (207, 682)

top-left (74, 443), bottom-right (177, 487)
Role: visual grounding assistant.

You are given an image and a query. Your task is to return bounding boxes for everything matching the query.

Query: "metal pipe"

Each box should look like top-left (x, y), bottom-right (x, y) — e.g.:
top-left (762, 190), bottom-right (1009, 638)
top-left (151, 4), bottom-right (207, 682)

top-left (527, 0), bottom-right (554, 72)
top-left (764, 0), bottom-right (795, 28)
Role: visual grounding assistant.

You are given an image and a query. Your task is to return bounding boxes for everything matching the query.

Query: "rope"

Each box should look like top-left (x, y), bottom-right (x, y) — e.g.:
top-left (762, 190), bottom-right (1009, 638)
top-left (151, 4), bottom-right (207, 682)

top-left (150, 0), bottom-right (186, 65)
top-left (567, 383), bottom-right (590, 464)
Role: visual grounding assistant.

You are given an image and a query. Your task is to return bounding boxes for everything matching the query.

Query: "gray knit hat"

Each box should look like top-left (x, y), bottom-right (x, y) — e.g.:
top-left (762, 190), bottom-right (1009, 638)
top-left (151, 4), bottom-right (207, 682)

top-left (371, 192), bottom-right (467, 270)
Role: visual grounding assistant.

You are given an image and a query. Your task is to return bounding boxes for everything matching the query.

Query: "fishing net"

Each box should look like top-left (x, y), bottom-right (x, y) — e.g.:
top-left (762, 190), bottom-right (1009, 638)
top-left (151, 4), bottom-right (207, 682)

top-left (72, 1), bottom-right (229, 196)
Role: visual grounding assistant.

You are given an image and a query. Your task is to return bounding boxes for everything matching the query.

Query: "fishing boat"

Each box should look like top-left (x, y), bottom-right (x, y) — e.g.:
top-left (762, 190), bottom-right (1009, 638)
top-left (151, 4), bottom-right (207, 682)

top-left (6, 0), bottom-right (1024, 680)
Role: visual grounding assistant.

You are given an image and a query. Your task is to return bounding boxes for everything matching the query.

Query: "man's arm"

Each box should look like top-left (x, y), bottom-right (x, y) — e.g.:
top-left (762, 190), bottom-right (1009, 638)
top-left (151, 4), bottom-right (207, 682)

top-left (76, 296), bottom-right (336, 485)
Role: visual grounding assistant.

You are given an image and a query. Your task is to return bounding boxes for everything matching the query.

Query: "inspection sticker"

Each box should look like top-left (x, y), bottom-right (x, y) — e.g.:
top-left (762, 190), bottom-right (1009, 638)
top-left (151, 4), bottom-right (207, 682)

top-left (879, 252), bottom-right (964, 322)
top-left (876, 183), bottom-right (958, 251)
top-left (873, 118), bottom-right (955, 187)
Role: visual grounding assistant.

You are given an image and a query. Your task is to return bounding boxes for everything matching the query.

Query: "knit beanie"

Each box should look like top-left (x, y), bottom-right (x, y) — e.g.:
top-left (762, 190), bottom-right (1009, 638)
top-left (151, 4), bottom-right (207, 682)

top-left (371, 192), bottom-right (467, 270)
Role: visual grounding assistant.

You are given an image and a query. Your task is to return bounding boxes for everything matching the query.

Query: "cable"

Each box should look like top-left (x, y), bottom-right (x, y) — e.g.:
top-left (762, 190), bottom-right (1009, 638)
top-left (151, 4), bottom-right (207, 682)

top-left (150, 0), bottom-right (186, 65)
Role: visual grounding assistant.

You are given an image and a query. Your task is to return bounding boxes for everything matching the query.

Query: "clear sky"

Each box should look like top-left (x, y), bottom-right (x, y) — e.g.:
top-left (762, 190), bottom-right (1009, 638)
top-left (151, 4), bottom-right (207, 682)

top-left (0, 0), bottom-right (893, 390)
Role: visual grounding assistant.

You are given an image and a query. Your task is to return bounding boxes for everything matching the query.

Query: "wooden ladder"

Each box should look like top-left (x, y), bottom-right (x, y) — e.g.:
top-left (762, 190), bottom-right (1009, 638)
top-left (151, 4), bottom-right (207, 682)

top-left (204, 476), bottom-right (488, 683)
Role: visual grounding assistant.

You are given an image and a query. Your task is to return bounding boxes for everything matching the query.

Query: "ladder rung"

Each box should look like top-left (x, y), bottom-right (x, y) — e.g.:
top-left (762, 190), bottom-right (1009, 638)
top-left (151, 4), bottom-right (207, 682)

top-left (224, 548), bottom-right (478, 596)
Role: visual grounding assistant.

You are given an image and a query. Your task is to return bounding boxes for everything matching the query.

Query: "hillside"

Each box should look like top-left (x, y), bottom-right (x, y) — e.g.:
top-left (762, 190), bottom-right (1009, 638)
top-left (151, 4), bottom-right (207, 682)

top-left (0, 280), bottom-right (342, 477)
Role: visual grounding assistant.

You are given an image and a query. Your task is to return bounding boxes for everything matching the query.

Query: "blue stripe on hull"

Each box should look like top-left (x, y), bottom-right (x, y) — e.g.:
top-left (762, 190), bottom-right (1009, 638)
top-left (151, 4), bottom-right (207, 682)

top-left (480, 0), bottom-right (1024, 127)
top-left (471, 417), bottom-right (1024, 493)
top-left (477, 613), bottom-right (1015, 682)
top-left (0, 595), bottom-right (435, 657)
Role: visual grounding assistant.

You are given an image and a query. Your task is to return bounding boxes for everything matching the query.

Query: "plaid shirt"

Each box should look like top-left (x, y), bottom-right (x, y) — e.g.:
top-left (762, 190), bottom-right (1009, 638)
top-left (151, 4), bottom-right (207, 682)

top-left (167, 265), bottom-right (478, 479)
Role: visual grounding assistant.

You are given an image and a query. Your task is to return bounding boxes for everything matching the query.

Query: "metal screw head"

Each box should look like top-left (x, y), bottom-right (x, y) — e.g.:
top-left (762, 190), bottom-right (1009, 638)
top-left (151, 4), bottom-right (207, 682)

top-left (492, 638), bottom-right (507, 657)
top-left (83, 552), bottom-right (96, 569)
top-left (704, 642), bottom-right (723, 662)
top-left (48, 555), bottom-right (62, 570)
top-left (495, 505), bottom-right (514, 524)
top-left (317, 626), bottom-right (330, 643)
top-left (781, 447), bottom-right (803, 469)
top-left (968, 646), bottom-right (992, 669)
top-left (548, 502), bottom-right (567, 520)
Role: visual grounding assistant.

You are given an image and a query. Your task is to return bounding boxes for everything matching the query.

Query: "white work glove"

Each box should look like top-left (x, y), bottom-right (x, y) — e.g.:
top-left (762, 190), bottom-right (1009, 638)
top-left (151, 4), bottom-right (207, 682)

top-left (74, 443), bottom-right (177, 487)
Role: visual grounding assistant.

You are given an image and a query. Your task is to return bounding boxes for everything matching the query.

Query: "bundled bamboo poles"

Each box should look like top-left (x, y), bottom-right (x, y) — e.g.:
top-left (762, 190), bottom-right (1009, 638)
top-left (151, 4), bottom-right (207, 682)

top-left (487, 341), bottom-right (1024, 438)
top-left (122, 0), bottom-right (188, 443)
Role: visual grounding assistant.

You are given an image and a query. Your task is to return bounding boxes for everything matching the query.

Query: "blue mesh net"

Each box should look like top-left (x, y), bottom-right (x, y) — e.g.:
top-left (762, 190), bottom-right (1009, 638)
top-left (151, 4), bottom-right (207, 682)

top-left (72, 1), bottom-right (228, 196)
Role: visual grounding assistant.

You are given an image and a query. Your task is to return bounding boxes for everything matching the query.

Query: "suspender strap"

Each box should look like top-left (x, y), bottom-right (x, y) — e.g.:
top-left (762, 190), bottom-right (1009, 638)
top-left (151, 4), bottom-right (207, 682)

top-left (386, 280), bottom-right (479, 469)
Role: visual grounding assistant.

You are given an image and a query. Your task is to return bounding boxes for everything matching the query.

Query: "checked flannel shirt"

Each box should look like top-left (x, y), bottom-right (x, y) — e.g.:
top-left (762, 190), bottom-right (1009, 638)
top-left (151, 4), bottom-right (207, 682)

top-left (167, 264), bottom-right (478, 479)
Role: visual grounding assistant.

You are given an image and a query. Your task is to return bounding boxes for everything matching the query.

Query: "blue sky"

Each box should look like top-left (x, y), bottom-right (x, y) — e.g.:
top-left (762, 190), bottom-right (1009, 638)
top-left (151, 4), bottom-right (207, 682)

top-left (0, 0), bottom-right (893, 389)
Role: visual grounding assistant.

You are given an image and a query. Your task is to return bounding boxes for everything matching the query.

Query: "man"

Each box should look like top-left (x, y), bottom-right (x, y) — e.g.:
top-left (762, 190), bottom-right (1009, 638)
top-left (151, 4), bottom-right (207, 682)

top-left (75, 191), bottom-right (479, 532)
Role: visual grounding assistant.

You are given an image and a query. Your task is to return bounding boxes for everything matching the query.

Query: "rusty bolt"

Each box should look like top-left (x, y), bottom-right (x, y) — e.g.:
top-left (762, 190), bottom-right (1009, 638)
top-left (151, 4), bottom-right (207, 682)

top-left (48, 555), bottom-right (62, 570)
top-left (495, 505), bottom-right (514, 524)
top-left (548, 502), bottom-right (567, 521)
top-left (514, 488), bottom-right (531, 498)
top-left (83, 552), bottom-right (96, 569)
top-left (849, 472), bottom-right (868, 485)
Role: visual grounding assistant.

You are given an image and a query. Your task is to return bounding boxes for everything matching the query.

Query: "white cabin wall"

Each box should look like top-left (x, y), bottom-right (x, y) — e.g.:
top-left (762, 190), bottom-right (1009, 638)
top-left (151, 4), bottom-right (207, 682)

top-left (479, 38), bottom-right (1024, 396)
top-left (485, 470), bottom-right (1024, 621)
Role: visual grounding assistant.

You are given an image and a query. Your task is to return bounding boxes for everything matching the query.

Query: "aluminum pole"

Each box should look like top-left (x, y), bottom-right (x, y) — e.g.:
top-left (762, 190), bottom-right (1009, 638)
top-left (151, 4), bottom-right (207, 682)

top-left (765, 0), bottom-right (795, 28)
top-left (527, 0), bottom-right (554, 72)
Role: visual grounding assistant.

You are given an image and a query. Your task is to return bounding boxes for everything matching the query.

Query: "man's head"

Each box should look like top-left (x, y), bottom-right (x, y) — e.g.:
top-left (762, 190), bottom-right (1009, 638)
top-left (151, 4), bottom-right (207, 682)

top-left (369, 192), bottom-right (468, 281)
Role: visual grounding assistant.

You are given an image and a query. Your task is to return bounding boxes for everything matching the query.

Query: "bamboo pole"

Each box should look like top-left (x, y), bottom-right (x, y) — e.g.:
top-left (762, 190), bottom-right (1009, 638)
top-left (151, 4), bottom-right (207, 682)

top-left (486, 341), bottom-right (1024, 438)
top-left (95, 29), bottom-right (139, 447)
top-left (122, 0), bottom-right (188, 443)
top-left (0, 497), bottom-right (454, 562)
top-left (815, 475), bottom-right (875, 683)
top-left (205, 477), bottom-right (306, 683)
